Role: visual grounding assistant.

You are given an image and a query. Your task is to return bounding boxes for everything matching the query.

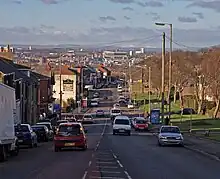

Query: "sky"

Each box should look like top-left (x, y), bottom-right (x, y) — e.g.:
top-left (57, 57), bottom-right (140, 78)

top-left (1, 0), bottom-right (220, 48)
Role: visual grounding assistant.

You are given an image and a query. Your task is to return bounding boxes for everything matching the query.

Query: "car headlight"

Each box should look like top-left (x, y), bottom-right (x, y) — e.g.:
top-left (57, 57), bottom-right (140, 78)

top-left (159, 136), bottom-right (166, 139)
top-left (176, 136), bottom-right (182, 140)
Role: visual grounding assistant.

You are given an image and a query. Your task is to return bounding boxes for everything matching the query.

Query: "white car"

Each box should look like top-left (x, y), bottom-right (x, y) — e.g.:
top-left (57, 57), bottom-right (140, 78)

top-left (158, 126), bottom-right (184, 146)
top-left (127, 103), bottom-right (134, 109)
top-left (113, 116), bottom-right (131, 136)
top-left (110, 108), bottom-right (122, 120)
top-left (83, 114), bottom-right (94, 124)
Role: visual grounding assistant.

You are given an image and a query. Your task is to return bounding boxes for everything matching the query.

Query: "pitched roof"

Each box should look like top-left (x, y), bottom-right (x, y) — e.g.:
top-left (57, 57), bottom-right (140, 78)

top-left (0, 58), bottom-right (33, 84)
top-left (32, 71), bottom-right (50, 79)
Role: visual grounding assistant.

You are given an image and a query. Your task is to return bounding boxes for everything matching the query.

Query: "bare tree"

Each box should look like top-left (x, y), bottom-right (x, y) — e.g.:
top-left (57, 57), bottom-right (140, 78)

top-left (201, 51), bottom-right (220, 118)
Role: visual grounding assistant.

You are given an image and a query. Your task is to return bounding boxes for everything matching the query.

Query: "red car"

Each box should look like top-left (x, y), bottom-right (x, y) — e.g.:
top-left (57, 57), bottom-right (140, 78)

top-left (54, 122), bottom-right (88, 152)
top-left (134, 119), bottom-right (149, 131)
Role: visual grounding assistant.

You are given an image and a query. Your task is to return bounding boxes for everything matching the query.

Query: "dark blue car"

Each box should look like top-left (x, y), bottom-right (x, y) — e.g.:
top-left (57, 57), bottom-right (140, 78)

top-left (15, 124), bottom-right (38, 148)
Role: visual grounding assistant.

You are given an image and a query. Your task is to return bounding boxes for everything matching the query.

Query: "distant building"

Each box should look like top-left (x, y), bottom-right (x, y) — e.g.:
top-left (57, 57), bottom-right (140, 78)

top-left (103, 51), bottom-right (128, 61)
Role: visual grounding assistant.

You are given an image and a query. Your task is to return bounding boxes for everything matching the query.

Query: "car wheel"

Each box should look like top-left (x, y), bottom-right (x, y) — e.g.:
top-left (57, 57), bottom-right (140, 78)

top-left (0, 146), bottom-right (8, 162)
top-left (158, 141), bottom-right (162, 146)
top-left (34, 142), bottom-right (38, 148)
top-left (113, 131), bottom-right (116, 135)
top-left (29, 140), bottom-right (34, 148)
top-left (127, 131), bottom-right (131, 136)
top-left (82, 144), bottom-right (88, 151)
top-left (54, 146), bottom-right (60, 152)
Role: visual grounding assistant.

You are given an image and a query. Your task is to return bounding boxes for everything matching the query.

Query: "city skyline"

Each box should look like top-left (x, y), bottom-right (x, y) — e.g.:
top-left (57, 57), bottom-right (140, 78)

top-left (0, 0), bottom-right (220, 48)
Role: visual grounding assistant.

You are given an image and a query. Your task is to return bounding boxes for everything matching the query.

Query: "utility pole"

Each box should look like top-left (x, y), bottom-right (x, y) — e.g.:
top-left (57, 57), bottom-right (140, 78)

top-left (168, 24), bottom-right (173, 119)
top-left (59, 57), bottom-right (62, 120)
top-left (148, 67), bottom-right (151, 113)
top-left (141, 67), bottom-right (144, 93)
top-left (161, 32), bottom-right (165, 123)
top-left (129, 61), bottom-right (132, 100)
top-left (80, 66), bottom-right (84, 101)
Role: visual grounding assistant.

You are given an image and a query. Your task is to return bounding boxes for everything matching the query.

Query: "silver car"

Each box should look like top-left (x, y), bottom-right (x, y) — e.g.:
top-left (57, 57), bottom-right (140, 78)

top-left (158, 126), bottom-right (184, 146)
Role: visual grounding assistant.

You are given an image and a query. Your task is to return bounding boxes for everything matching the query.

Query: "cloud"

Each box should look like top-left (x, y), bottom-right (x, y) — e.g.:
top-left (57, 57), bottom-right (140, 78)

top-left (146, 12), bottom-right (160, 20)
top-left (187, 1), bottom-right (220, 12)
top-left (109, 0), bottom-right (134, 4)
top-left (192, 12), bottom-right (204, 19)
top-left (124, 16), bottom-right (131, 20)
top-left (137, 1), bottom-right (164, 7)
top-left (12, 0), bottom-right (22, 4)
top-left (40, 0), bottom-right (69, 4)
top-left (1, 26), bottom-right (220, 48)
top-left (99, 16), bottom-right (116, 22)
top-left (178, 16), bottom-right (197, 23)
top-left (122, 6), bottom-right (134, 10)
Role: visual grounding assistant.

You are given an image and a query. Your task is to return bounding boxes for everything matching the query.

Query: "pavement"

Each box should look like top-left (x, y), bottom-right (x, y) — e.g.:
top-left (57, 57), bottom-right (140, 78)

top-left (1, 87), bottom-right (220, 179)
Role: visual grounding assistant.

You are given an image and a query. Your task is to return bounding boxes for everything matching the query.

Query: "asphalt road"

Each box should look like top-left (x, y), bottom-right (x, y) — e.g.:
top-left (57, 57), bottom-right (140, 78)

top-left (1, 88), bottom-right (220, 179)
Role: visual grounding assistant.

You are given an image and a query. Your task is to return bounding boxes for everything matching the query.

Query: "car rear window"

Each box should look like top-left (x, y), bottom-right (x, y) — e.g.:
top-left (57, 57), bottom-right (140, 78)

top-left (161, 127), bottom-right (180, 133)
top-left (115, 119), bottom-right (129, 125)
top-left (15, 125), bottom-right (29, 132)
top-left (32, 126), bottom-right (45, 131)
top-left (58, 125), bottom-right (82, 136)
top-left (136, 120), bottom-right (147, 124)
top-left (57, 121), bottom-right (68, 126)
top-left (84, 115), bottom-right (92, 118)
top-left (112, 110), bottom-right (121, 113)
top-left (37, 123), bottom-right (52, 130)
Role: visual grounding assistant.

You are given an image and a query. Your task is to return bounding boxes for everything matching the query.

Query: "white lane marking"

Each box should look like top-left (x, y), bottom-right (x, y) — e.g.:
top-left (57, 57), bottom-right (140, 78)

top-left (112, 153), bottom-right (117, 159)
top-left (95, 158), bottom-right (114, 161)
top-left (90, 177), bottom-right (125, 179)
top-left (124, 171), bottom-right (132, 179)
top-left (81, 171), bottom-right (88, 179)
top-left (92, 171), bottom-right (121, 174)
top-left (101, 118), bottom-right (108, 136)
top-left (116, 160), bottom-right (123, 168)
top-left (88, 160), bottom-right (92, 166)
top-left (99, 166), bottom-right (118, 169)
top-left (96, 162), bottom-right (116, 164)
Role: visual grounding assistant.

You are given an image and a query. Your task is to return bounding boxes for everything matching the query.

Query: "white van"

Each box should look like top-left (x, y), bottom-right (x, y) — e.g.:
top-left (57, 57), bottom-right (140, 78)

top-left (113, 116), bottom-right (131, 135)
top-left (110, 108), bottom-right (121, 120)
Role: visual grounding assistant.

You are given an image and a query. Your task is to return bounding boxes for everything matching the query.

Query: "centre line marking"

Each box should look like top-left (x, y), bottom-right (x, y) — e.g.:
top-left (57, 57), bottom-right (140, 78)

top-left (81, 171), bottom-right (88, 179)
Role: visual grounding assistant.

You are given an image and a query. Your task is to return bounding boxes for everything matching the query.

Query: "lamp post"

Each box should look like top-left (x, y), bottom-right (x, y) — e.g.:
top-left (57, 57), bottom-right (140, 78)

top-left (155, 22), bottom-right (173, 119)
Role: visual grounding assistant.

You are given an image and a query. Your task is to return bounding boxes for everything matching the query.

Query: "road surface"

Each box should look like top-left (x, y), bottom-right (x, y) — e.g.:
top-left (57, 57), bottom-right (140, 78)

top-left (1, 88), bottom-right (220, 179)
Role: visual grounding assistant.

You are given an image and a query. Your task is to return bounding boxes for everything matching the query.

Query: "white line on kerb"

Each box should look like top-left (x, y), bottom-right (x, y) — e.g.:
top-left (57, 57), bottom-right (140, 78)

top-left (124, 171), bottom-right (132, 179)
top-left (82, 171), bottom-right (88, 179)
top-left (116, 160), bottom-right (123, 168)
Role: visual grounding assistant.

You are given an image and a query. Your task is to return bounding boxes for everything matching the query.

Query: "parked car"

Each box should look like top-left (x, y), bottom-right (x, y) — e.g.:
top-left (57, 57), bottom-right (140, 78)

top-left (36, 122), bottom-right (54, 140)
top-left (15, 124), bottom-right (38, 148)
top-left (54, 122), bottom-right (88, 152)
top-left (32, 125), bottom-right (50, 142)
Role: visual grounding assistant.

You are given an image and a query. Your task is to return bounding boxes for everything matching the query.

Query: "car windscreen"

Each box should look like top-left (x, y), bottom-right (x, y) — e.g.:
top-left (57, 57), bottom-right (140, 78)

top-left (97, 110), bottom-right (103, 112)
top-left (136, 120), bottom-right (147, 124)
top-left (115, 119), bottom-right (129, 125)
top-left (112, 110), bottom-right (121, 113)
top-left (84, 115), bottom-right (92, 118)
top-left (58, 125), bottom-right (81, 136)
top-left (15, 125), bottom-right (29, 132)
top-left (161, 127), bottom-right (180, 133)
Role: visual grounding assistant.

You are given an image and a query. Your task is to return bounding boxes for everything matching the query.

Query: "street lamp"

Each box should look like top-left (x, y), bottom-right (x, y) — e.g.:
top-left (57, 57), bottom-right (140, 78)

top-left (155, 22), bottom-right (173, 119)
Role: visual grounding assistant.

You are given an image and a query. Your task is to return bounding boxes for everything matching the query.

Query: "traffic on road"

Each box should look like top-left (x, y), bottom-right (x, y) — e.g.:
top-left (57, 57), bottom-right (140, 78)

top-left (1, 84), bottom-right (220, 179)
